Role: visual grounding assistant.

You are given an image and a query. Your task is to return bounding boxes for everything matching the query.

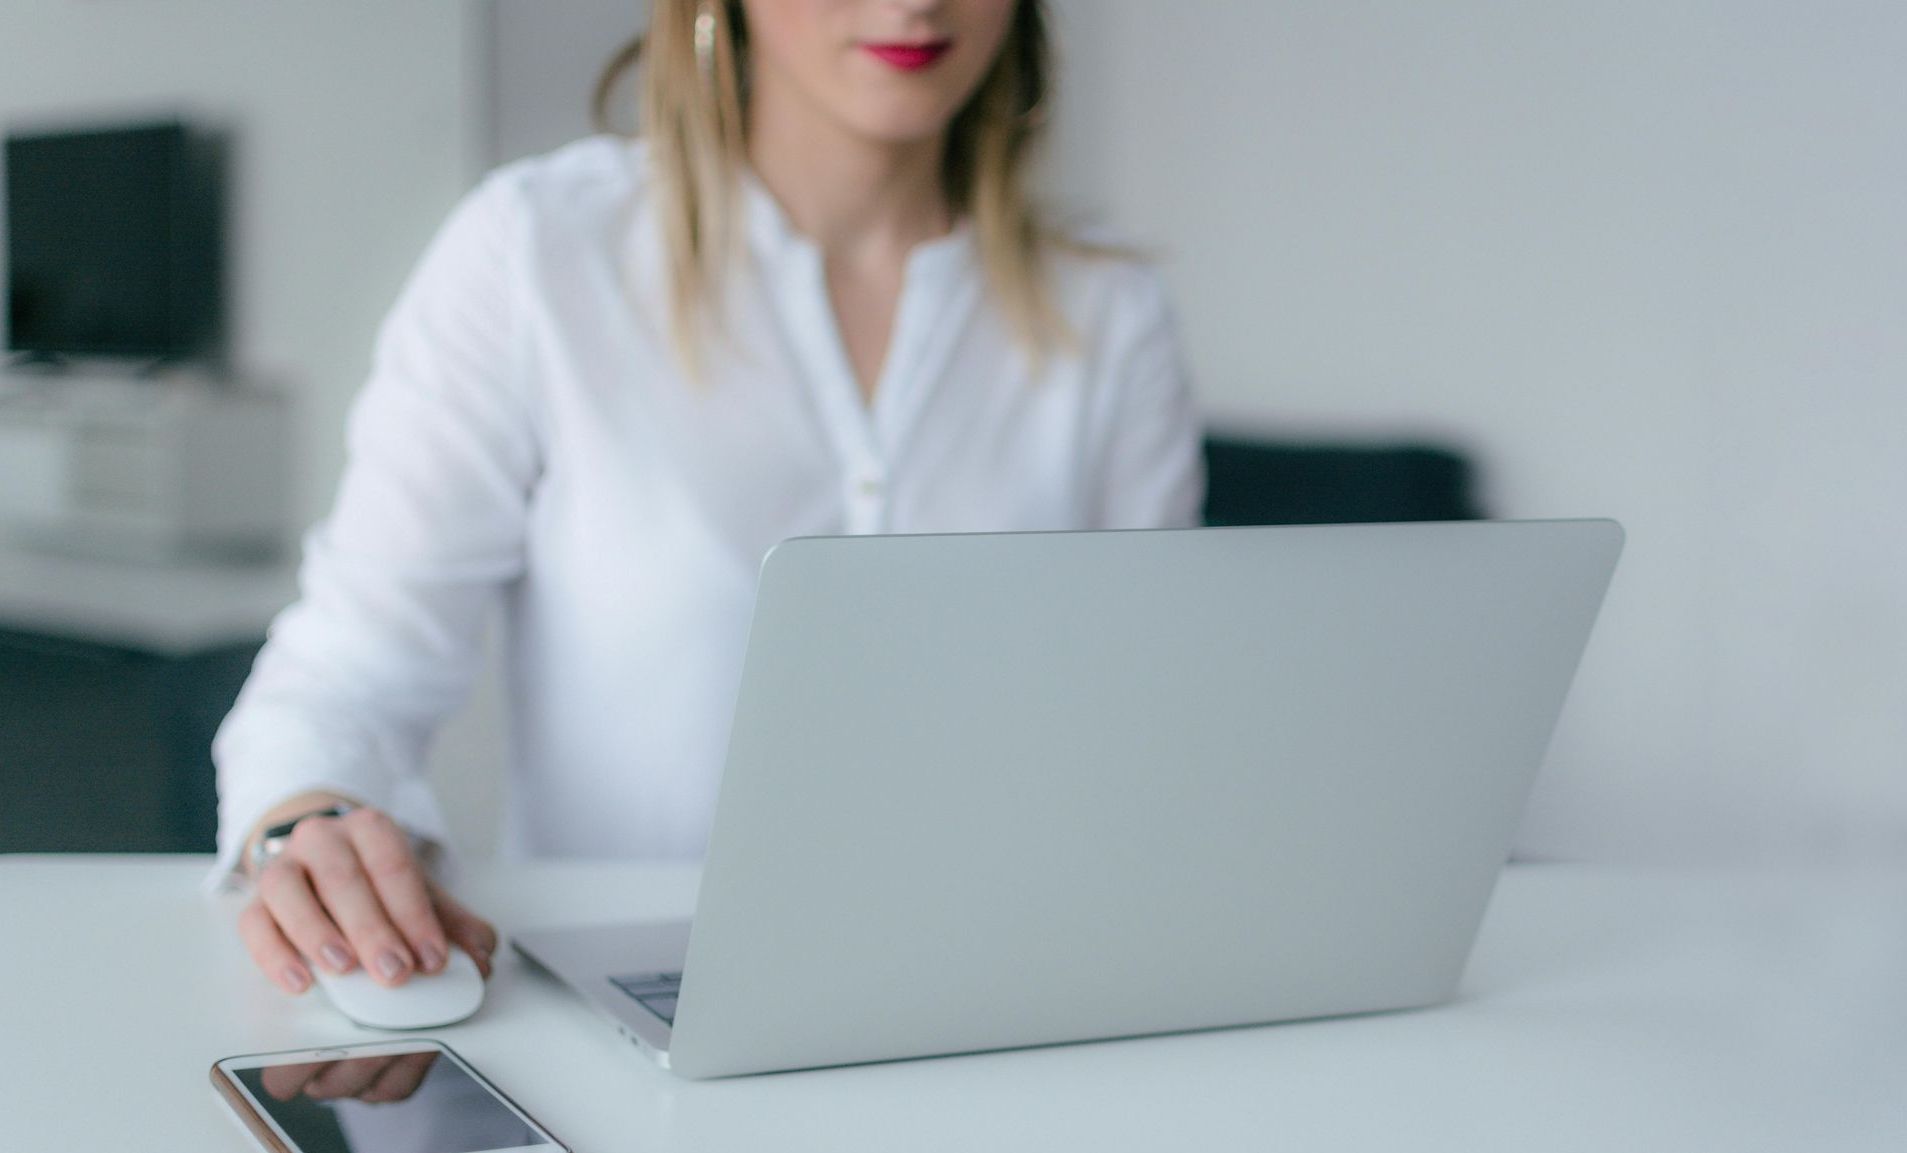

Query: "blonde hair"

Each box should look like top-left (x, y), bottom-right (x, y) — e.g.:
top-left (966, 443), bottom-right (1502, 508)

top-left (594, 0), bottom-right (1068, 376)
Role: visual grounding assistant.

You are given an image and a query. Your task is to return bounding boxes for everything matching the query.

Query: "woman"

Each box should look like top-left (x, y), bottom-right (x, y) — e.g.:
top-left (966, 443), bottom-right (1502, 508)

top-left (217, 0), bottom-right (1204, 997)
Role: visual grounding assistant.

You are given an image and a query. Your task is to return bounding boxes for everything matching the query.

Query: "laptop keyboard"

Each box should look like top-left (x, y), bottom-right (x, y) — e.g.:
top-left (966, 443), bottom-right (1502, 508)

top-left (609, 971), bottom-right (682, 1025)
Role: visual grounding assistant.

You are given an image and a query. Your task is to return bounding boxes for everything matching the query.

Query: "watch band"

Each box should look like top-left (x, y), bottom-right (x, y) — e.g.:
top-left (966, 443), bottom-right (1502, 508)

top-left (248, 803), bottom-right (356, 876)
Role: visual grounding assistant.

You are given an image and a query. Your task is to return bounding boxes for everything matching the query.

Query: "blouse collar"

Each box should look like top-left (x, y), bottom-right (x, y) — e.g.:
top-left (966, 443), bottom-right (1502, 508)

top-left (739, 170), bottom-right (974, 285)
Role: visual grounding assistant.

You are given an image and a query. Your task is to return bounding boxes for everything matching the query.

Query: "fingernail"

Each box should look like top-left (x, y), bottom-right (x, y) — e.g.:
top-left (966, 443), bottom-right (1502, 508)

top-left (419, 943), bottom-right (445, 973)
top-left (320, 944), bottom-right (352, 972)
top-left (281, 964), bottom-right (311, 994)
top-left (377, 950), bottom-right (407, 981)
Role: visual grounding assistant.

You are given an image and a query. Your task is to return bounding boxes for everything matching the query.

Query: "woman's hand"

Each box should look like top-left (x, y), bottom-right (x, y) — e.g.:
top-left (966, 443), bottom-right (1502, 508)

top-left (236, 804), bottom-right (498, 995)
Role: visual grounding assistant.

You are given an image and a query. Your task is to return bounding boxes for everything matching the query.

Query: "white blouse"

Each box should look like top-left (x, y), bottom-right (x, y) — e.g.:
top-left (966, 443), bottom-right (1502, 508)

top-left (211, 136), bottom-right (1204, 880)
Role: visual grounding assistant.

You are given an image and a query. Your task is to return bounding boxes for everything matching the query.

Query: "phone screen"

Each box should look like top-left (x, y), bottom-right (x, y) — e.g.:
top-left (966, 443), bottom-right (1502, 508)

top-left (225, 1046), bottom-right (559, 1153)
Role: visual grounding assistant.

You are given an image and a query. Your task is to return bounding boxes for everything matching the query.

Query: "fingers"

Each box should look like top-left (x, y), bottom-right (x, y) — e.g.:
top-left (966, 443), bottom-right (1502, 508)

top-left (261, 1060), bottom-right (331, 1102)
top-left (256, 859), bottom-right (353, 975)
top-left (237, 898), bottom-right (313, 994)
top-left (259, 1053), bottom-right (436, 1106)
top-left (432, 885), bottom-right (500, 979)
top-left (359, 1051), bottom-right (439, 1104)
top-left (237, 805), bottom-right (499, 994)
top-left (343, 809), bottom-right (449, 975)
top-left (303, 1054), bottom-right (395, 1100)
top-left (288, 816), bottom-right (416, 986)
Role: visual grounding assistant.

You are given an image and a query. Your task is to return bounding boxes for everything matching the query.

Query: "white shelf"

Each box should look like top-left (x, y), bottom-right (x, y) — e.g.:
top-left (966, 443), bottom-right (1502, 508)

top-left (0, 544), bottom-right (296, 655)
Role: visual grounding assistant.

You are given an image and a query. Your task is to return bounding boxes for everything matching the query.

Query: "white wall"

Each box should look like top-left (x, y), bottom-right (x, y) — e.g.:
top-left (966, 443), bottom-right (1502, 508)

top-left (490, 0), bottom-right (646, 165)
top-left (1046, 0), bottom-right (1907, 862)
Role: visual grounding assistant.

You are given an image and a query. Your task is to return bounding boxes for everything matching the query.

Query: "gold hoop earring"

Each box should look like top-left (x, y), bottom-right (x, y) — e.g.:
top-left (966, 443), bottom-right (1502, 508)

top-left (693, 3), bottom-right (717, 78)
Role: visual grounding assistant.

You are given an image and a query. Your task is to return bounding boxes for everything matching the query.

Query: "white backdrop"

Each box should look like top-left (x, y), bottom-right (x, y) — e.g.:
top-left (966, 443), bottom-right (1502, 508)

top-left (1045, 0), bottom-right (1907, 862)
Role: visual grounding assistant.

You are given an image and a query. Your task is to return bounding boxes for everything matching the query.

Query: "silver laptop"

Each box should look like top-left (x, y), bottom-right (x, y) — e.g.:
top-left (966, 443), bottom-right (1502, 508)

top-left (514, 520), bottom-right (1623, 1079)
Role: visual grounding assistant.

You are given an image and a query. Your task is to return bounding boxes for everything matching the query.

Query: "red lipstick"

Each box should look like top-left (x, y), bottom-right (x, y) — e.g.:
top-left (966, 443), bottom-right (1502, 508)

top-left (862, 40), bottom-right (952, 72)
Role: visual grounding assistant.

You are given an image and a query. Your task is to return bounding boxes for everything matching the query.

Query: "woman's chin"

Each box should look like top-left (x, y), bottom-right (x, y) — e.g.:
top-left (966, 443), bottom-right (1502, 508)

top-left (840, 108), bottom-right (964, 148)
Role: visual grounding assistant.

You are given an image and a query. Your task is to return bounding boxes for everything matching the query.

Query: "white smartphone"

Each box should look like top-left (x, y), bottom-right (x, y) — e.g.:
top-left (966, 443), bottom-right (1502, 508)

top-left (211, 1039), bottom-right (568, 1153)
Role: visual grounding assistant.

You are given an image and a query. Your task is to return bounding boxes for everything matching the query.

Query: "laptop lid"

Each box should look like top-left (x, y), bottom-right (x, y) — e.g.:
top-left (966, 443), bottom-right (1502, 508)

top-left (668, 520), bottom-right (1622, 1078)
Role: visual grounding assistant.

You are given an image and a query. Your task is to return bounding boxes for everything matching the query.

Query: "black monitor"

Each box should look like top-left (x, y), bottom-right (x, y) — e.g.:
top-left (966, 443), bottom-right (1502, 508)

top-left (5, 121), bottom-right (226, 363)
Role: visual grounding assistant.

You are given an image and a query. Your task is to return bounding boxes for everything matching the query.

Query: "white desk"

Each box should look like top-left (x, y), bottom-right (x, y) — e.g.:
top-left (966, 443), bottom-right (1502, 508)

top-left (2, 857), bottom-right (1902, 1152)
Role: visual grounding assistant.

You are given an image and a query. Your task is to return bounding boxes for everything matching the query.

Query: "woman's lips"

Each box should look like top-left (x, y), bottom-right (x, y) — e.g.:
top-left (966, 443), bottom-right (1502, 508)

top-left (861, 40), bottom-right (953, 72)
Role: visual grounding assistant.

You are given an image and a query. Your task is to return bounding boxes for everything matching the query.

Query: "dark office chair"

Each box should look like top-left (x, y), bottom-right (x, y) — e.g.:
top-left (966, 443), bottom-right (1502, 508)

top-left (1201, 434), bottom-right (1484, 526)
top-left (0, 629), bottom-right (257, 853)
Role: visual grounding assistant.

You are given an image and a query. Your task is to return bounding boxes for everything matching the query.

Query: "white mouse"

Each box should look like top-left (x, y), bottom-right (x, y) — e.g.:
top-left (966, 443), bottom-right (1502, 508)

top-left (310, 945), bottom-right (486, 1030)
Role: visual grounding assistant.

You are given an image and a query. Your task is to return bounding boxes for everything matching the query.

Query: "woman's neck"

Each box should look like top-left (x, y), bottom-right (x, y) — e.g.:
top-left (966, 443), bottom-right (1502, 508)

top-left (746, 83), bottom-right (952, 263)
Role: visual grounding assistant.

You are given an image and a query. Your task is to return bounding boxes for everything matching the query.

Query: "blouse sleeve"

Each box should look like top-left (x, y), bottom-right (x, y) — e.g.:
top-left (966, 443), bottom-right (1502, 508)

top-left (1089, 265), bottom-right (1207, 530)
top-left (207, 172), bottom-right (542, 889)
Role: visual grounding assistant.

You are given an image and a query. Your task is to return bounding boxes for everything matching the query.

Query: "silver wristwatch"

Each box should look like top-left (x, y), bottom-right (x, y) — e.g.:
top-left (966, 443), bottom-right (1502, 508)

top-left (248, 803), bottom-right (356, 876)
